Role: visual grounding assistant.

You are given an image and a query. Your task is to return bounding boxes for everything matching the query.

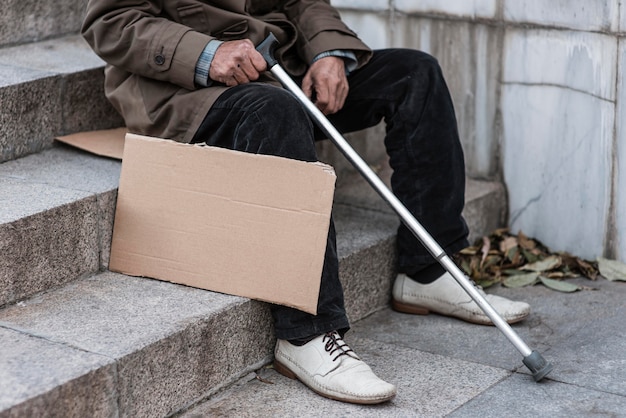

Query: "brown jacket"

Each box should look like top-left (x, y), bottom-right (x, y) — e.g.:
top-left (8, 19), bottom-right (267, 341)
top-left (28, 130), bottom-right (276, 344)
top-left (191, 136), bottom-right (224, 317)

top-left (82, 0), bottom-right (372, 142)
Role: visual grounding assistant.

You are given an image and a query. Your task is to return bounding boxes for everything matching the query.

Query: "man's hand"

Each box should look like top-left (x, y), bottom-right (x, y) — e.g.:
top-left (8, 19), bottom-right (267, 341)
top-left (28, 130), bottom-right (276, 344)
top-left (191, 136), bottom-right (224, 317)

top-left (210, 40), bottom-right (267, 86)
top-left (302, 56), bottom-right (348, 115)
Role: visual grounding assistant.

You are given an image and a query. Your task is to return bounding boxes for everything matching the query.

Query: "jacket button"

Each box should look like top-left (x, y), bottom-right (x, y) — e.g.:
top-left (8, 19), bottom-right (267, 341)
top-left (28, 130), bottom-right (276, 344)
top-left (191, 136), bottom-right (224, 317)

top-left (154, 54), bottom-right (165, 65)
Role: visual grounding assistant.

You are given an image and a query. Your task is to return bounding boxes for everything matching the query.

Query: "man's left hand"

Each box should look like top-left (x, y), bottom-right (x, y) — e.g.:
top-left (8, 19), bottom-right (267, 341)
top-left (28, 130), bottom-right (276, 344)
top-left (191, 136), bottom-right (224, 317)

top-left (302, 56), bottom-right (348, 115)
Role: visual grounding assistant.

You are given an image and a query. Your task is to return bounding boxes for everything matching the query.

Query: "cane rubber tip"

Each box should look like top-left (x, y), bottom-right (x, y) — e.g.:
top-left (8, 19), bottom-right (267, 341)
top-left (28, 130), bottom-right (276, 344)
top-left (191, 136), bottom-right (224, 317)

top-left (523, 351), bottom-right (553, 382)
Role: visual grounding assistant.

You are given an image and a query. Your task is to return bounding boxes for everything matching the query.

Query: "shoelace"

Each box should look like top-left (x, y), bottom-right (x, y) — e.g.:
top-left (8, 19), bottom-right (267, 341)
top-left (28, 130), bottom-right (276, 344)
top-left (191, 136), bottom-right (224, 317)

top-left (322, 332), bottom-right (360, 362)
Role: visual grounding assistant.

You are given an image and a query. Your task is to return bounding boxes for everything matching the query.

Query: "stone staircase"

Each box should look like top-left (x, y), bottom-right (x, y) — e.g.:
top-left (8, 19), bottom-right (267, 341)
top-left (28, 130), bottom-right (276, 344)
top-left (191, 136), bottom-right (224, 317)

top-left (0, 3), bottom-right (507, 417)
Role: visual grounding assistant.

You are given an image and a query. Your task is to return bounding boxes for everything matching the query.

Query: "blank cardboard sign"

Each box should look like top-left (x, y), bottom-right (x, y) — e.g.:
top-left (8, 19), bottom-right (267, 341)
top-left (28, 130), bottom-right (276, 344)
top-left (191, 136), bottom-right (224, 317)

top-left (109, 133), bottom-right (336, 314)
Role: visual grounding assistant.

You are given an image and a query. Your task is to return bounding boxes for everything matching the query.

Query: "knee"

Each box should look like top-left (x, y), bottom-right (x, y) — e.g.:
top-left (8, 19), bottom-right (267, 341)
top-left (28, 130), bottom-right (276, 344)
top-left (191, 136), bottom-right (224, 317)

top-left (411, 50), bottom-right (440, 67)
top-left (243, 85), bottom-right (309, 122)
top-left (243, 85), bottom-right (317, 160)
top-left (406, 50), bottom-right (444, 82)
top-left (390, 51), bottom-right (449, 105)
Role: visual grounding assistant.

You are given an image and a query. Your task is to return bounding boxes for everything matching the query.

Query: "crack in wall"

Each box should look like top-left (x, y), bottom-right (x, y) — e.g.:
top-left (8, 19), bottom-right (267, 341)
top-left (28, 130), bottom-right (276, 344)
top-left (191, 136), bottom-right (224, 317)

top-left (509, 192), bottom-right (543, 227)
top-left (509, 118), bottom-right (597, 229)
top-left (502, 81), bottom-right (615, 103)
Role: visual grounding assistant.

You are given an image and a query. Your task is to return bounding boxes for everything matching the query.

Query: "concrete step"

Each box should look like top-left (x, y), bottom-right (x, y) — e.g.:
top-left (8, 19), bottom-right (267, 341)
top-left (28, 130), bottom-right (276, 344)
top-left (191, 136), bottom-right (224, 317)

top-left (0, 272), bottom-right (275, 418)
top-left (0, 35), bottom-right (123, 163)
top-left (0, 142), bottom-right (505, 417)
top-left (0, 145), bottom-right (121, 307)
top-left (1, 0), bottom-right (85, 47)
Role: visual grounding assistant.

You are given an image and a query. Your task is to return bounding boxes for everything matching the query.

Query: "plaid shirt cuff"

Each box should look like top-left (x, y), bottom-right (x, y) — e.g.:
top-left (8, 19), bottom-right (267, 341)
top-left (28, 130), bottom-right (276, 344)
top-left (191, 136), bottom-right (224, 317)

top-left (194, 40), bottom-right (223, 87)
top-left (312, 50), bottom-right (358, 74)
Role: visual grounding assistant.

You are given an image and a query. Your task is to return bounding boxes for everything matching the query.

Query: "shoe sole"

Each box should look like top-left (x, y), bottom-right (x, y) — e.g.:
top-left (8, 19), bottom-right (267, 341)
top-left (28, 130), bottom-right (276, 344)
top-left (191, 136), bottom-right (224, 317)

top-left (391, 299), bottom-right (430, 316)
top-left (391, 299), bottom-right (529, 326)
top-left (273, 359), bottom-right (396, 405)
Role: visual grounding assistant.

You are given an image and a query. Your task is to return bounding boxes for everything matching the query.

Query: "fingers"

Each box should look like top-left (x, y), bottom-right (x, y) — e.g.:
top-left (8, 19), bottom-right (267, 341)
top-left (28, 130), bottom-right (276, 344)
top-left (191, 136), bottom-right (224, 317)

top-left (249, 50), bottom-right (268, 74)
top-left (302, 73), bottom-right (313, 102)
top-left (230, 63), bottom-right (251, 86)
top-left (304, 56), bottom-right (348, 115)
top-left (210, 39), bottom-right (268, 86)
top-left (315, 76), bottom-right (348, 115)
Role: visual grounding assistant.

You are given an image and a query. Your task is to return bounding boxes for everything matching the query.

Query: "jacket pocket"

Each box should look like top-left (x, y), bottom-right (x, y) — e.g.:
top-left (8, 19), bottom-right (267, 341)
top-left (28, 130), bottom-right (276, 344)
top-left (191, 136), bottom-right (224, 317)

top-left (177, 4), bottom-right (210, 32)
top-left (214, 20), bottom-right (249, 40)
top-left (299, 17), bottom-right (357, 41)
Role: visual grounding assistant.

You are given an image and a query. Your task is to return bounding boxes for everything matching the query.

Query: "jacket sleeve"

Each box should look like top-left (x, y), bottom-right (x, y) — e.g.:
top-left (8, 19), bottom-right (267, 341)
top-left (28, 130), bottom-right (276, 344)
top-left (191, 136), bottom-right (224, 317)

top-left (81, 0), bottom-right (212, 90)
top-left (282, 0), bottom-right (372, 68)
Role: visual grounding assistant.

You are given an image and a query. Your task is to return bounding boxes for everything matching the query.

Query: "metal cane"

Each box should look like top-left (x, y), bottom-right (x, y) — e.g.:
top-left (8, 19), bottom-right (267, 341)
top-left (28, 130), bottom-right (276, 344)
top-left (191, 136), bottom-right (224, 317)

top-left (256, 33), bottom-right (553, 381)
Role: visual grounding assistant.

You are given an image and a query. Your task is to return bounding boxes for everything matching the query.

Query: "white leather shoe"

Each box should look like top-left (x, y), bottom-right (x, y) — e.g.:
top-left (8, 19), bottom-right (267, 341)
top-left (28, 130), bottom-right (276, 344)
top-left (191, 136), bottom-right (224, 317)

top-left (274, 331), bottom-right (396, 404)
top-left (392, 272), bottom-right (530, 325)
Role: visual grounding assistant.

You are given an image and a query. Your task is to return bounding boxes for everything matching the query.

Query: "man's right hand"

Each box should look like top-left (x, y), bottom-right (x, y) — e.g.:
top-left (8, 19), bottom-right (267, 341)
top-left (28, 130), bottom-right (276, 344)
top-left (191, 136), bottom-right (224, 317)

top-left (209, 40), bottom-right (267, 86)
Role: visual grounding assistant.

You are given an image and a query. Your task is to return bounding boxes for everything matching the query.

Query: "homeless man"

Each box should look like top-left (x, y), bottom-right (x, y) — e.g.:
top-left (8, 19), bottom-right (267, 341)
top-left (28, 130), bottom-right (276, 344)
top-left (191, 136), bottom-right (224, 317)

top-left (82, 0), bottom-right (531, 405)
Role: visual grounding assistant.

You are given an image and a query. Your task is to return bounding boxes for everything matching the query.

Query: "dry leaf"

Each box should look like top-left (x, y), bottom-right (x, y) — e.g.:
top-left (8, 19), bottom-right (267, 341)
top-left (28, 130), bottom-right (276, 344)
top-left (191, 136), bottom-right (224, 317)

top-left (480, 236), bottom-right (490, 267)
top-left (459, 247), bottom-right (478, 256)
top-left (255, 374), bottom-right (275, 384)
top-left (503, 272), bottom-right (539, 288)
top-left (576, 258), bottom-right (599, 280)
top-left (522, 255), bottom-right (561, 272)
top-left (597, 257), bottom-right (626, 282)
top-left (518, 231), bottom-right (536, 250)
top-left (499, 236), bottom-right (518, 254)
top-left (539, 276), bottom-right (580, 293)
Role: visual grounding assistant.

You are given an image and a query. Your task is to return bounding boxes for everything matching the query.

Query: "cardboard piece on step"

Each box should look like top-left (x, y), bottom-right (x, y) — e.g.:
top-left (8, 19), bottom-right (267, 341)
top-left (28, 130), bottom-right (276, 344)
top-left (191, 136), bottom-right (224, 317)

top-left (55, 127), bottom-right (127, 160)
top-left (109, 133), bottom-right (336, 314)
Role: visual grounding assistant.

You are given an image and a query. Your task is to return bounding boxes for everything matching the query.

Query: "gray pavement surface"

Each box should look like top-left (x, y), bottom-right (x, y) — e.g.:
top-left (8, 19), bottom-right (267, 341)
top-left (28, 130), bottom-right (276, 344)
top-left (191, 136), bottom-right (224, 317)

top-left (180, 277), bottom-right (626, 417)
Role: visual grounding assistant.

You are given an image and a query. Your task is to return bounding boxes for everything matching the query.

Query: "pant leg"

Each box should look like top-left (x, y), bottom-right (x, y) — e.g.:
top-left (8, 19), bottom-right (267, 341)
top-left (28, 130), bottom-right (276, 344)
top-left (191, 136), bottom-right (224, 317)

top-left (327, 49), bottom-right (469, 273)
top-left (191, 83), bottom-right (350, 340)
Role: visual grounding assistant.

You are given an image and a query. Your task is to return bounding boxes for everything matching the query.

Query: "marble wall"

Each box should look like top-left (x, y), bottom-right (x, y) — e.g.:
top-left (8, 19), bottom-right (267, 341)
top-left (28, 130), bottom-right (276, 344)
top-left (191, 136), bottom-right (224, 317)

top-left (333, 0), bottom-right (625, 262)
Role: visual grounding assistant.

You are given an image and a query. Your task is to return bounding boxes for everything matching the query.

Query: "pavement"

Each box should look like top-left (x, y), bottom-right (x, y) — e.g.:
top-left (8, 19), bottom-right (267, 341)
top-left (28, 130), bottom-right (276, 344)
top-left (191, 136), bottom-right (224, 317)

top-left (179, 277), bottom-right (626, 417)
